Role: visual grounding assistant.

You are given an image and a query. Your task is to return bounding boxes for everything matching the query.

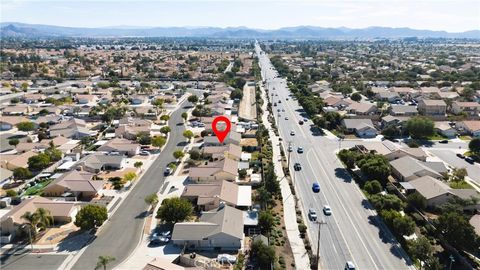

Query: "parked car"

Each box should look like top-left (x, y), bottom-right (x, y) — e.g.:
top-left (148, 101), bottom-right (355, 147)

top-left (308, 208), bottom-right (317, 221)
top-left (294, 163), bottom-right (302, 171)
top-left (299, 120), bottom-right (304, 125)
top-left (312, 182), bottom-right (320, 193)
top-left (456, 153), bottom-right (465, 159)
top-left (345, 261), bottom-right (356, 270)
top-left (323, 205), bottom-right (332, 215)
top-left (150, 231), bottom-right (171, 245)
top-left (164, 167), bottom-right (172, 176)
top-left (439, 140), bottom-right (448, 144)
top-left (140, 151), bottom-right (150, 156)
top-left (290, 130), bottom-right (295, 136)
top-left (217, 254), bottom-right (237, 264)
top-left (297, 147), bottom-right (304, 153)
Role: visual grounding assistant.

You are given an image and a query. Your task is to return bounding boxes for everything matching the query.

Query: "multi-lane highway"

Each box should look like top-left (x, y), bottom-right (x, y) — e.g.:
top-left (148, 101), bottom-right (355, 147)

top-left (256, 43), bottom-right (414, 270)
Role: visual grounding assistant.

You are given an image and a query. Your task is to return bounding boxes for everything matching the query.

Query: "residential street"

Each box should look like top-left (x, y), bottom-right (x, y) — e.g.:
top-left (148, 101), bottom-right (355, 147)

top-left (256, 43), bottom-right (414, 270)
top-left (69, 100), bottom-right (190, 270)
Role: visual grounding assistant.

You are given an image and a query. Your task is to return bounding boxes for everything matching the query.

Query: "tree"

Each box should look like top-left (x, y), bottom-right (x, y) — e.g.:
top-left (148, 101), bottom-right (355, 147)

top-left (407, 192), bottom-right (427, 210)
top-left (258, 211), bottom-right (275, 234)
top-left (181, 112), bottom-right (188, 122)
top-left (160, 115), bottom-right (170, 121)
top-left (256, 186), bottom-right (273, 209)
top-left (251, 240), bottom-right (276, 269)
top-left (134, 161), bottom-right (143, 169)
top-left (173, 150), bottom-right (185, 159)
top-left (152, 136), bottom-right (166, 148)
top-left (425, 257), bottom-right (443, 270)
top-left (5, 189), bottom-right (17, 197)
top-left (405, 117), bottom-right (434, 139)
top-left (16, 121), bottom-right (35, 132)
top-left (95, 256), bottom-right (115, 270)
top-left (380, 209), bottom-right (414, 236)
top-left (357, 155), bottom-right (391, 184)
top-left (469, 137), bottom-right (480, 155)
top-left (238, 169), bottom-right (247, 179)
top-left (183, 130), bottom-right (194, 141)
top-left (8, 138), bottom-right (19, 147)
top-left (450, 168), bottom-right (467, 182)
top-left (187, 95), bottom-right (198, 104)
top-left (28, 153), bottom-right (51, 171)
top-left (409, 236), bottom-right (433, 268)
top-left (381, 125), bottom-right (401, 139)
top-left (156, 197), bottom-right (193, 223)
top-left (230, 89), bottom-right (243, 100)
top-left (338, 149), bottom-right (357, 169)
top-left (188, 149), bottom-right (201, 160)
top-left (436, 211), bottom-right (479, 252)
top-left (123, 172), bottom-right (137, 182)
top-left (75, 205), bottom-right (108, 230)
top-left (34, 208), bottom-right (53, 230)
top-left (364, 180), bottom-right (382, 194)
top-left (351, 92), bottom-right (362, 102)
top-left (45, 147), bottom-right (62, 162)
top-left (370, 194), bottom-right (405, 211)
top-left (13, 167), bottom-right (32, 180)
top-left (160, 126), bottom-right (171, 135)
top-left (144, 193), bottom-right (159, 208)
top-left (136, 131), bottom-right (152, 145)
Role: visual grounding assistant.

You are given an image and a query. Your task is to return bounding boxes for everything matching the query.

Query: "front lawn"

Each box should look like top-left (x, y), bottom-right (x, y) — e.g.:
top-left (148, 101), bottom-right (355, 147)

top-left (449, 180), bottom-right (473, 189)
top-left (426, 133), bottom-right (447, 141)
top-left (23, 179), bottom-right (54, 196)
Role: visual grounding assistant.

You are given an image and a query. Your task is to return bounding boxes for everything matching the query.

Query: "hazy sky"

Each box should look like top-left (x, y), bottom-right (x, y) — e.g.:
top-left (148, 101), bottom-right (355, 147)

top-left (1, 0), bottom-right (479, 32)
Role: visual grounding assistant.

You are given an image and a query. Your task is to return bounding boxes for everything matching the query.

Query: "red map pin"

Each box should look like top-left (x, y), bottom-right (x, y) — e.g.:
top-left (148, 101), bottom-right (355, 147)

top-left (212, 116), bottom-right (231, 143)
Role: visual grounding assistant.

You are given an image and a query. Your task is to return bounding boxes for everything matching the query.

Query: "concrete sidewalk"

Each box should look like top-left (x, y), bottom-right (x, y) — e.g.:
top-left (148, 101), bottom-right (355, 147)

top-left (259, 84), bottom-right (311, 269)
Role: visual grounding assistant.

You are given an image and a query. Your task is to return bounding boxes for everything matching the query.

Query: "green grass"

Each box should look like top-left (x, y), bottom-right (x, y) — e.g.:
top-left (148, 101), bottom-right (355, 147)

top-left (23, 179), bottom-right (54, 196)
top-left (449, 180), bottom-right (473, 189)
top-left (458, 135), bottom-right (472, 141)
top-left (426, 133), bottom-right (447, 140)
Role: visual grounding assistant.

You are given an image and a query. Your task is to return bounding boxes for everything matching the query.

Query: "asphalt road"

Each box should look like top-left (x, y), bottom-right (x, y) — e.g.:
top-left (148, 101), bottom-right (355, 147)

top-left (71, 100), bottom-right (190, 270)
top-left (256, 43), bottom-right (414, 270)
top-left (1, 254), bottom-right (68, 270)
top-left (427, 148), bottom-right (480, 185)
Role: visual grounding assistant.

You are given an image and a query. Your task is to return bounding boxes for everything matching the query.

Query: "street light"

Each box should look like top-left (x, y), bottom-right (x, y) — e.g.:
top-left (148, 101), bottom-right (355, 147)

top-left (315, 220), bottom-right (327, 269)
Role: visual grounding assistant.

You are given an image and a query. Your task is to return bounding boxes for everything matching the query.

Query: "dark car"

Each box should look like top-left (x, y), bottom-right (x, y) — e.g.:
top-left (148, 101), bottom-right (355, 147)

top-left (456, 153), bottom-right (465, 159)
top-left (294, 163), bottom-right (302, 171)
top-left (439, 140), bottom-right (448, 144)
top-left (465, 157), bottom-right (475, 164)
top-left (312, 182), bottom-right (320, 193)
top-left (164, 167), bottom-right (172, 176)
top-left (299, 120), bottom-right (304, 125)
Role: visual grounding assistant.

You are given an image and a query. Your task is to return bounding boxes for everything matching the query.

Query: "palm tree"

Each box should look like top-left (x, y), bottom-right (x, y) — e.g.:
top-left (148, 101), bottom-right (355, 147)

top-left (95, 255), bottom-right (116, 270)
top-left (21, 211), bottom-right (40, 241)
top-left (256, 187), bottom-right (273, 210)
top-left (35, 208), bottom-right (53, 230)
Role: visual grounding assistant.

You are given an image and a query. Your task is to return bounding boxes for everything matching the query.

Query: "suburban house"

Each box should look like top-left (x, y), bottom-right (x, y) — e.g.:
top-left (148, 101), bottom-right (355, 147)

top-left (323, 96), bottom-right (351, 108)
top-left (75, 94), bottom-right (98, 104)
top-left (451, 101), bottom-right (480, 117)
top-left (345, 102), bottom-right (377, 115)
top-left (171, 205), bottom-right (244, 250)
top-left (390, 156), bottom-right (448, 181)
top-left (181, 180), bottom-right (252, 211)
top-left (203, 131), bottom-right (241, 146)
top-left (97, 138), bottom-right (141, 156)
top-left (0, 197), bottom-right (78, 241)
top-left (409, 176), bottom-right (480, 209)
top-left (0, 151), bottom-right (37, 171)
top-left (42, 170), bottom-right (103, 200)
top-left (0, 116), bottom-right (30, 131)
top-left (417, 99), bottom-right (447, 117)
top-left (389, 105), bottom-right (418, 116)
top-left (0, 167), bottom-right (13, 185)
top-left (384, 147), bottom-right (428, 162)
top-left (202, 144), bottom-right (242, 161)
top-left (189, 157), bottom-right (238, 182)
top-left (342, 118), bottom-right (378, 138)
top-left (49, 118), bottom-right (95, 139)
top-left (376, 92), bottom-right (402, 103)
top-left (457, 121), bottom-right (480, 137)
top-left (130, 95), bottom-right (149, 105)
top-left (434, 122), bottom-right (457, 138)
top-left (2, 105), bottom-right (31, 116)
top-left (79, 153), bottom-right (125, 173)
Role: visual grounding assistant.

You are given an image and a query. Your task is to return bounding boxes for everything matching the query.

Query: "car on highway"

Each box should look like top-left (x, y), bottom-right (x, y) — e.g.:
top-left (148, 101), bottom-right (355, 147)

top-left (278, 100), bottom-right (281, 103)
top-left (282, 109), bottom-right (285, 112)
top-left (285, 116), bottom-right (289, 120)
top-left (164, 167), bottom-right (172, 176)
top-left (457, 153), bottom-right (465, 159)
top-left (290, 130), bottom-right (295, 136)
top-left (298, 120), bottom-right (304, 125)
top-left (312, 182), bottom-right (320, 193)
top-left (308, 208), bottom-right (317, 221)
top-left (297, 147), bottom-right (304, 153)
top-left (294, 163), bottom-right (302, 171)
top-left (288, 145), bottom-right (293, 152)
top-left (344, 261), bottom-right (356, 270)
top-left (273, 103), bottom-right (277, 106)
top-left (323, 205), bottom-right (332, 215)
top-left (277, 109), bottom-right (281, 112)
top-left (439, 140), bottom-right (448, 144)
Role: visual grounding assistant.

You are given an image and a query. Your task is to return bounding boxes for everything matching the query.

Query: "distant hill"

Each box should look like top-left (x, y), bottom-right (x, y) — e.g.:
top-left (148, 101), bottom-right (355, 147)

top-left (1, 22), bottom-right (479, 39)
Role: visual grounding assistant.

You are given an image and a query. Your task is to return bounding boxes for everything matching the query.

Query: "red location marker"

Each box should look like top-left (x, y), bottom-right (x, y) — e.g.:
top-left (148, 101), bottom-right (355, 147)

top-left (212, 116), bottom-right (231, 143)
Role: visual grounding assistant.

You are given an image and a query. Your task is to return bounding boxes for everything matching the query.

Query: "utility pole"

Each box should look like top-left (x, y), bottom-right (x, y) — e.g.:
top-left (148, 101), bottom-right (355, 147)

top-left (316, 220), bottom-right (327, 270)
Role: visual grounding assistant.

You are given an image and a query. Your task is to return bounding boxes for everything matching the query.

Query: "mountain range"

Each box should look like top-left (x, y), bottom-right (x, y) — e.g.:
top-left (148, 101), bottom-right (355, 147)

top-left (1, 22), bottom-right (479, 39)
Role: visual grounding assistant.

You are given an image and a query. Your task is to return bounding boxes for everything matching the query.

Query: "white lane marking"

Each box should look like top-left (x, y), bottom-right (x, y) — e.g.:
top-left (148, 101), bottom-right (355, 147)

top-left (309, 149), bottom-right (380, 270)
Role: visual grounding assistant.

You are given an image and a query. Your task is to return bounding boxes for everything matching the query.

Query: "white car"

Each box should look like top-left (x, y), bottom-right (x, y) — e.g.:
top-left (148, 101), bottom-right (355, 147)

top-left (308, 208), bottom-right (317, 221)
top-left (345, 261), bottom-right (356, 270)
top-left (323, 205), bottom-right (332, 215)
